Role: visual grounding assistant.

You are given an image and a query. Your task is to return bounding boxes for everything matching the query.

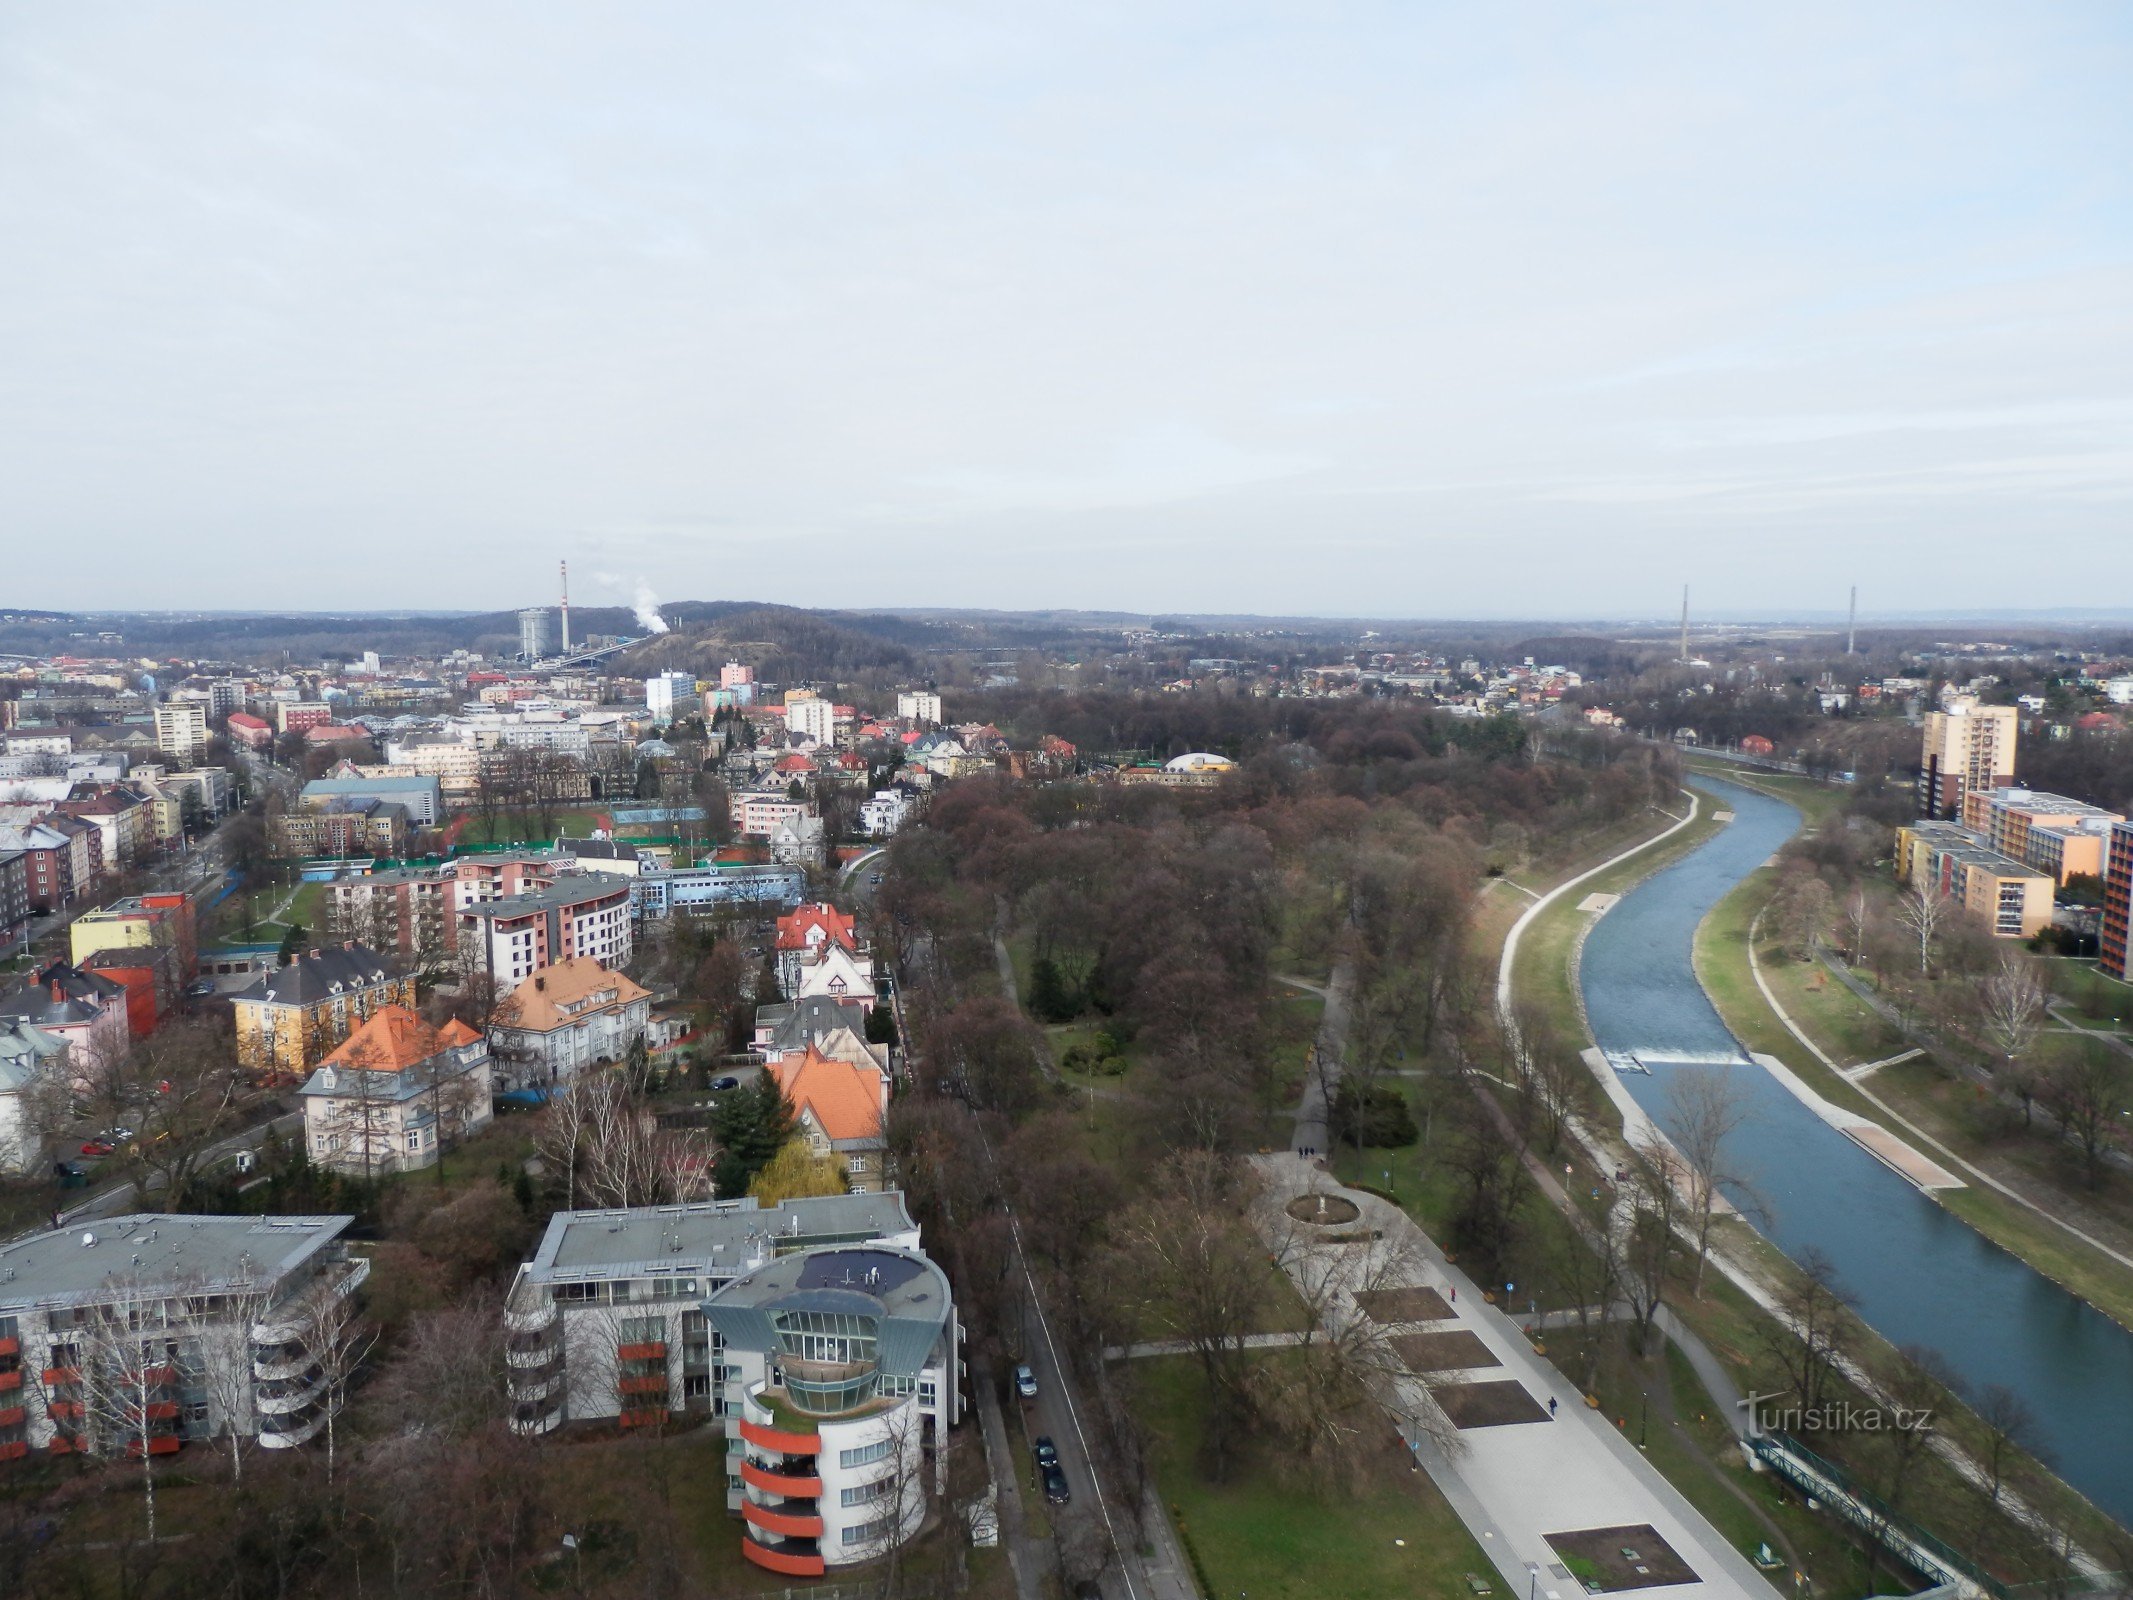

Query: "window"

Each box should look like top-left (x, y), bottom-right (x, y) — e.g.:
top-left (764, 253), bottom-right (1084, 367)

top-left (841, 1477), bottom-right (892, 1507)
top-left (841, 1520), bottom-right (887, 1548)
top-left (839, 1439), bottom-right (892, 1469)
top-left (406, 1130), bottom-right (423, 1151)
top-left (847, 1156), bottom-right (868, 1175)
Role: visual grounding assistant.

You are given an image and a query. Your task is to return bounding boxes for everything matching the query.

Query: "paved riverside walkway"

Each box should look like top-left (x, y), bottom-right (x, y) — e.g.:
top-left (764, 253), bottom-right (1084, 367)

top-left (1253, 1156), bottom-right (1771, 1600)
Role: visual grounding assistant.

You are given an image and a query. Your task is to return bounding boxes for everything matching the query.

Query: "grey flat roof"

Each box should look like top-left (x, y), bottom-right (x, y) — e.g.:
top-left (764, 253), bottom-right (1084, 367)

top-left (0, 1214), bottom-right (353, 1313)
top-left (459, 876), bottom-right (631, 919)
top-left (525, 1193), bottom-right (915, 1282)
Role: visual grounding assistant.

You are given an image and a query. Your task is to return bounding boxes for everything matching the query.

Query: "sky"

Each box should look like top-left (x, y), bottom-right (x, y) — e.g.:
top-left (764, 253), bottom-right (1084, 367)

top-left (2, 3), bottom-right (2130, 620)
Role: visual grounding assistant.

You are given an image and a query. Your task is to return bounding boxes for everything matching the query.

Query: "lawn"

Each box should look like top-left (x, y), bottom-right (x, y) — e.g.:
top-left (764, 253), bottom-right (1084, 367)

top-left (1134, 1353), bottom-right (1497, 1600)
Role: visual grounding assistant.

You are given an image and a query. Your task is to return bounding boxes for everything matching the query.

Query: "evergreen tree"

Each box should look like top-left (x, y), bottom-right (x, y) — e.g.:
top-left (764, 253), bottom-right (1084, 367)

top-left (712, 1074), bottom-right (795, 1198)
top-left (1026, 954), bottom-right (1078, 1023)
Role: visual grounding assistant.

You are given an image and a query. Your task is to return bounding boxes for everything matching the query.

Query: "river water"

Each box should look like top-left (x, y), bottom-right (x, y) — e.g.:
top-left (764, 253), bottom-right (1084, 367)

top-left (1579, 775), bottom-right (2133, 1528)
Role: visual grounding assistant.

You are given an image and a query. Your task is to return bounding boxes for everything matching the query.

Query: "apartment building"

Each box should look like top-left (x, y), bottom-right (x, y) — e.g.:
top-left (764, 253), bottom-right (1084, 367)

top-left (0, 1213), bottom-right (365, 1461)
top-left (271, 701), bottom-right (334, 735)
top-left (0, 1020), bottom-right (68, 1172)
top-left (300, 1006), bottom-right (493, 1175)
top-left (271, 798), bottom-right (410, 859)
top-left (715, 1242), bottom-right (959, 1576)
top-left (501, 1205), bottom-right (966, 1579)
top-left (1959, 787), bottom-right (2123, 885)
top-left (151, 702), bottom-right (208, 766)
top-left (720, 662), bottom-right (755, 690)
top-left (447, 851), bottom-right (566, 910)
top-left (859, 790), bottom-right (910, 838)
top-left (488, 957), bottom-right (651, 1086)
top-left (226, 713), bottom-right (273, 751)
top-left (893, 691), bottom-right (941, 727)
top-left (1895, 821), bottom-right (2055, 939)
top-left (231, 943), bottom-right (414, 1081)
top-left (457, 876), bottom-right (634, 987)
top-left (785, 696), bottom-right (836, 747)
top-left (2101, 819), bottom-right (2133, 984)
top-left (0, 851), bottom-right (30, 956)
top-left (328, 868), bottom-right (453, 966)
top-left (646, 672), bottom-right (699, 723)
top-left (732, 793), bottom-right (812, 840)
top-left (69, 893), bottom-right (198, 984)
top-left (1918, 698), bottom-right (2019, 820)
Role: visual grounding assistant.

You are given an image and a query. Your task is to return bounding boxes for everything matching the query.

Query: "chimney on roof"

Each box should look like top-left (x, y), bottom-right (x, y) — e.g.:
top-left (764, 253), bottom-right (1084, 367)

top-left (534, 976), bottom-right (545, 990)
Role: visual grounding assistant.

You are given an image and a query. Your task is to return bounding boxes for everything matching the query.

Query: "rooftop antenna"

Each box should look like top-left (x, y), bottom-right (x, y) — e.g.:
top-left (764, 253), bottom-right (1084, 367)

top-left (1678, 584), bottom-right (1690, 664)
top-left (1847, 585), bottom-right (1858, 656)
top-left (559, 560), bottom-right (572, 654)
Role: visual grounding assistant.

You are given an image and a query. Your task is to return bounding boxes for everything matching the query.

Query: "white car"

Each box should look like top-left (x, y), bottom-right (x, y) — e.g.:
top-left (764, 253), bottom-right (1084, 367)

top-left (1013, 1364), bottom-right (1038, 1399)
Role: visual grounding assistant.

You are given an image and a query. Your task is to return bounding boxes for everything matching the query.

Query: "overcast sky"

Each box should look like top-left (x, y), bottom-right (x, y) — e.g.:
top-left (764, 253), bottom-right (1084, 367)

top-left (2, 4), bottom-right (2129, 620)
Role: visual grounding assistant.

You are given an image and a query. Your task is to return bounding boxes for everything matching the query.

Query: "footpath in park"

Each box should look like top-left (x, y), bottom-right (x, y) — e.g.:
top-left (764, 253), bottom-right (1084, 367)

top-left (1254, 1156), bottom-right (1771, 1600)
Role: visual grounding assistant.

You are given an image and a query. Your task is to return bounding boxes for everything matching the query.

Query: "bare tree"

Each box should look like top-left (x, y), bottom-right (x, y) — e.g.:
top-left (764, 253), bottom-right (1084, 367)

top-left (1660, 1066), bottom-right (1748, 1297)
top-left (189, 1274), bottom-right (272, 1486)
top-left (1617, 1142), bottom-right (1679, 1355)
top-left (1761, 1247), bottom-right (1852, 1419)
top-left (2039, 1046), bottom-right (2131, 1188)
top-left (1842, 887), bottom-right (1873, 966)
top-left (1973, 1382), bottom-right (2040, 1510)
top-left (285, 1269), bottom-right (377, 1485)
top-left (850, 1401), bottom-right (932, 1600)
top-left (1897, 879), bottom-right (1951, 977)
top-left (1108, 1151), bottom-right (1271, 1480)
top-left (64, 1277), bottom-right (187, 1542)
top-left (1977, 951), bottom-right (2048, 1085)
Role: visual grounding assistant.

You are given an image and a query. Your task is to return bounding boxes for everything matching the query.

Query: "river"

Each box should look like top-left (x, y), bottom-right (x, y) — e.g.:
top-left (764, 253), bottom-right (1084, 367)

top-left (1579, 775), bottom-right (2133, 1528)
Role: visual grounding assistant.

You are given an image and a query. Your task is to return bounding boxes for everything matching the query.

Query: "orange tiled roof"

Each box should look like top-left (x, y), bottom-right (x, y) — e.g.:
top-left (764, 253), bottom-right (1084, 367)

top-left (775, 903), bottom-right (857, 953)
top-left (497, 956), bottom-right (649, 1033)
top-left (319, 1004), bottom-right (443, 1073)
top-left (768, 1047), bottom-right (885, 1144)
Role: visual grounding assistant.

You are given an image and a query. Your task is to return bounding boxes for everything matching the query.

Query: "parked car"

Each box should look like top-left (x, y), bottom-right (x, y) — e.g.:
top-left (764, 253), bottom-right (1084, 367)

top-left (868, 873), bottom-right (884, 885)
top-left (101, 1126), bottom-right (136, 1143)
top-left (710, 1076), bottom-right (740, 1092)
top-left (1042, 1466), bottom-right (1070, 1505)
top-left (1031, 1435), bottom-right (1059, 1471)
top-left (1014, 1364), bottom-right (1038, 1399)
top-left (79, 1140), bottom-right (116, 1157)
top-left (185, 979), bottom-right (216, 998)
top-left (53, 1161), bottom-right (88, 1188)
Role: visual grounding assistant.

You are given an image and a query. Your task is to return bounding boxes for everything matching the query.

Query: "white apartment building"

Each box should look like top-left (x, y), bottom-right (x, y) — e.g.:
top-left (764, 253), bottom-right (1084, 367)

top-left (0, 1213), bottom-right (366, 1461)
top-left (785, 697), bottom-right (836, 747)
top-left (646, 672), bottom-right (699, 723)
top-left (152, 703), bottom-right (209, 765)
top-left (299, 1006), bottom-right (494, 1176)
top-left (502, 1194), bottom-right (922, 1435)
top-left (489, 957), bottom-right (652, 1086)
top-left (457, 876), bottom-right (635, 985)
top-left (894, 692), bottom-right (941, 727)
top-left (859, 790), bottom-right (910, 838)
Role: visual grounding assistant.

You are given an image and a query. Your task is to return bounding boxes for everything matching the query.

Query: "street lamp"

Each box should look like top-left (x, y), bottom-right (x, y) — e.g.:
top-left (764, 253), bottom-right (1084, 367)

top-left (1639, 1389), bottom-right (1649, 1449)
top-left (1526, 1561), bottom-right (1540, 1600)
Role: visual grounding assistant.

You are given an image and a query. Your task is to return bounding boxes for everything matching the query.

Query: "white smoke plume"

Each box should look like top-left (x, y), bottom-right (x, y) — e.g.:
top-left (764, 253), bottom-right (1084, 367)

top-left (633, 581), bottom-right (671, 634)
top-left (592, 569), bottom-right (672, 635)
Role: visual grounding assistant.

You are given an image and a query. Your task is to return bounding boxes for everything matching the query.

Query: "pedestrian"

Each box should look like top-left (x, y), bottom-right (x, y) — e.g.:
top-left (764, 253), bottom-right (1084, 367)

top-left (1549, 1396), bottom-right (1559, 1417)
top-left (1448, 1285), bottom-right (1456, 1303)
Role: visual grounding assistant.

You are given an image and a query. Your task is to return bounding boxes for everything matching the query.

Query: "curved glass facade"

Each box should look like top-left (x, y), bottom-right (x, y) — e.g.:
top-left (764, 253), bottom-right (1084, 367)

top-left (775, 1309), bottom-right (883, 1417)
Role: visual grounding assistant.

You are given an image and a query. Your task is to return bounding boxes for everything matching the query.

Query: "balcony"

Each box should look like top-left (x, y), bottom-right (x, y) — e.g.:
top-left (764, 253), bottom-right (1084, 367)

top-left (616, 1341), bottom-right (666, 1362)
top-left (509, 1369), bottom-right (564, 1404)
top-left (737, 1416), bottom-right (820, 1457)
top-left (740, 1537), bottom-right (825, 1578)
top-left (741, 1458), bottom-right (823, 1498)
top-left (504, 1295), bottom-right (558, 1335)
top-left (617, 1375), bottom-right (668, 1396)
top-left (0, 1336), bottom-right (17, 1357)
top-left (0, 1370), bottom-right (20, 1393)
top-left (257, 1416), bottom-right (324, 1450)
top-left (0, 1440), bottom-right (28, 1463)
top-left (125, 1434), bottom-right (181, 1459)
top-left (42, 1368), bottom-right (81, 1388)
top-left (256, 1371), bottom-right (327, 1415)
top-left (743, 1500), bottom-right (825, 1540)
top-left (253, 1347), bottom-right (315, 1383)
top-left (0, 1406), bottom-right (23, 1430)
top-left (506, 1340), bottom-right (560, 1370)
top-left (252, 1258), bottom-right (370, 1345)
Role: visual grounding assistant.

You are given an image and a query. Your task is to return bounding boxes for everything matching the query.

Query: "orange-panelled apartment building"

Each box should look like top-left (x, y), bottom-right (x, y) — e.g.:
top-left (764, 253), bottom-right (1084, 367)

top-left (1918, 697), bottom-right (2018, 820)
top-left (1959, 787), bottom-right (2124, 885)
top-left (2102, 820), bottom-right (2133, 983)
top-left (1895, 822), bottom-right (2055, 940)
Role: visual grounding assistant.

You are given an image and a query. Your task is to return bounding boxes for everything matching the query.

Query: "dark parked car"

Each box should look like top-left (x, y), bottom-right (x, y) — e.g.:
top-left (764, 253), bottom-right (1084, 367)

top-left (1042, 1466), bottom-right (1070, 1505)
top-left (710, 1076), bottom-right (740, 1092)
top-left (53, 1161), bottom-right (88, 1188)
top-left (1032, 1435), bottom-right (1059, 1471)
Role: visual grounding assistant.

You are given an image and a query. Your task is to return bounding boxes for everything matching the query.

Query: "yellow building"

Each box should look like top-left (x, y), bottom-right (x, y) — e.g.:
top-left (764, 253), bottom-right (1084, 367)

top-left (1895, 822), bottom-right (2055, 939)
top-left (231, 942), bottom-right (414, 1082)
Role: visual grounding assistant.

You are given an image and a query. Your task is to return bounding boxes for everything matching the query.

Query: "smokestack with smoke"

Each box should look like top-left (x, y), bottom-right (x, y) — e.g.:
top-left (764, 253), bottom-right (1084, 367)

top-left (632, 580), bottom-right (670, 635)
